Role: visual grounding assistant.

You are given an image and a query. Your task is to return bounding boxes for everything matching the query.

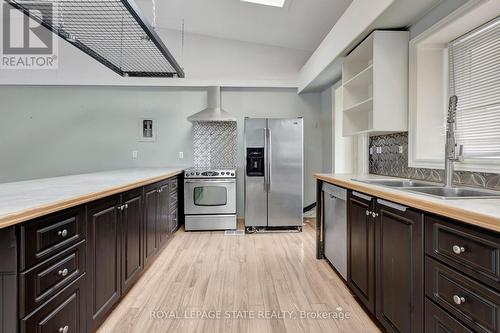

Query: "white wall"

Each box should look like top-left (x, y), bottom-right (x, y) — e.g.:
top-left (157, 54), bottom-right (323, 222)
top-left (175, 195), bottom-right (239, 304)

top-left (0, 86), bottom-right (322, 216)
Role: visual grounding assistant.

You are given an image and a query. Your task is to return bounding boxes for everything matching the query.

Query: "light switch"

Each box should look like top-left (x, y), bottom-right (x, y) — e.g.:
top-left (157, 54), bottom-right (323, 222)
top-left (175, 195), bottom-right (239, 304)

top-left (132, 150), bottom-right (138, 159)
top-left (399, 146), bottom-right (404, 154)
top-left (178, 152), bottom-right (184, 159)
top-left (376, 147), bottom-right (382, 154)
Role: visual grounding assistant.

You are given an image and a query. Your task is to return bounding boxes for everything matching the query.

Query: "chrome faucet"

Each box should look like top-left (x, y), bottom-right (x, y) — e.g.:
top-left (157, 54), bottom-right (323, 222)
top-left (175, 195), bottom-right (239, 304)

top-left (444, 95), bottom-right (464, 188)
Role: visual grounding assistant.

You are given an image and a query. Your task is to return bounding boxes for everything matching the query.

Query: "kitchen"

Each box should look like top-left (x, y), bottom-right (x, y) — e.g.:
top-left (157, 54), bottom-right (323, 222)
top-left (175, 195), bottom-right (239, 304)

top-left (0, 0), bottom-right (499, 332)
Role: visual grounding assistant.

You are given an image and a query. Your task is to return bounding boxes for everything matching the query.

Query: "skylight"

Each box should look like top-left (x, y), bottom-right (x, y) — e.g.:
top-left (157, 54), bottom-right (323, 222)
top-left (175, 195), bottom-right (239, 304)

top-left (240, 0), bottom-right (286, 8)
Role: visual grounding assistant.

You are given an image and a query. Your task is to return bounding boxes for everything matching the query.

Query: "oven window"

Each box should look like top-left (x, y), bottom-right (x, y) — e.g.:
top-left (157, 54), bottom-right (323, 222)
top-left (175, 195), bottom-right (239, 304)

top-left (193, 186), bottom-right (227, 206)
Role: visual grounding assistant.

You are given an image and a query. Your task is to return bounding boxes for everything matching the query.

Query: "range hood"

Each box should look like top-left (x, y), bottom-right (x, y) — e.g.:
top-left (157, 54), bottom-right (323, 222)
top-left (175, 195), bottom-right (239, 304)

top-left (5, 0), bottom-right (184, 78)
top-left (188, 87), bottom-right (236, 122)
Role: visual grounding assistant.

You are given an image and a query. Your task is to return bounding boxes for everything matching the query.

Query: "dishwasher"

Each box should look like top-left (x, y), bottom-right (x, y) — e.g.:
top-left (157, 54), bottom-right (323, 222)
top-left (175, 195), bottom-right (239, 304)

top-left (322, 183), bottom-right (347, 280)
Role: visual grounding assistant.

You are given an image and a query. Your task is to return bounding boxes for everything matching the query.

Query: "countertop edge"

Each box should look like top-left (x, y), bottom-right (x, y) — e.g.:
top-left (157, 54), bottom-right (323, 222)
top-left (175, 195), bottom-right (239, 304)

top-left (314, 173), bottom-right (500, 233)
top-left (0, 169), bottom-right (183, 229)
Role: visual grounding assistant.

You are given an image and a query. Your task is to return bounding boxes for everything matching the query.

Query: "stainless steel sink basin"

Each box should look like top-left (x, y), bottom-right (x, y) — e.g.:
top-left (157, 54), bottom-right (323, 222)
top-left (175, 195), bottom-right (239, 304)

top-left (404, 187), bottom-right (500, 199)
top-left (353, 179), bottom-right (441, 188)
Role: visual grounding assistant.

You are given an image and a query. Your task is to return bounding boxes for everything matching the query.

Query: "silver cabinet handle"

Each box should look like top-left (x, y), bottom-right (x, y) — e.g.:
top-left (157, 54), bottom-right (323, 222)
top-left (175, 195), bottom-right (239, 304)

top-left (57, 229), bottom-right (68, 237)
top-left (59, 326), bottom-right (69, 333)
top-left (124, 204), bottom-right (128, 209)
top-left (371, 212), bottom-right (379, 218)
top-left (352, 191), bottom-right (373, 201)
top-left (453, 295), bottom-right (465, 305)
top-left (366, 210), bottom-right (371, 216)
top-left (58, 268), bottom-right (69, 277)
top-left (377, 199), bottom-right (408, 212)
top-left (452, 245), bottom-right (465, 254)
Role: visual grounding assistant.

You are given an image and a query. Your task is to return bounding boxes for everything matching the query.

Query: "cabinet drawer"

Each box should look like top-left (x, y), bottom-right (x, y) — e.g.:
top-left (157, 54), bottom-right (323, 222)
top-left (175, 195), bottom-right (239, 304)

top-left (425, 257), bottom-right (500, 333)
top-left (425, 215), bottom-right (500, 288)
top-left (425, 298), bottom-right (474, 333)
top-left (19, 240), bottom-right (85, 317)
top-left (19, 206), bottom-right (86, 270)
top-left (20, 275), bottom-right (85, 333)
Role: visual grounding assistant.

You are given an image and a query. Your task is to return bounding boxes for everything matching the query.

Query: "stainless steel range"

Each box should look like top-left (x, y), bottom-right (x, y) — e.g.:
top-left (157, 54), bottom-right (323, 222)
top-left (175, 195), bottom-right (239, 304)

top-left (184, 167), bottom-right (237, 231)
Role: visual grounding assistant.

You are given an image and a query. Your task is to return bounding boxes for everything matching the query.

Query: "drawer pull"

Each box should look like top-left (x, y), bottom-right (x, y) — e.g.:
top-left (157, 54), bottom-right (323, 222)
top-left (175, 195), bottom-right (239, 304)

top-left (59, 325), bottom-right (69, 333)
top-left (453, 295), bottom-right (466, 305)
top-left (58, 268), bottom-right (69, 277)
top-left (371, 212), bottom-right (379, 218)
top-left (57, 229), bottom-right (68, 237)
top-left (366, 210), bottom-right (371, 216)
top-left (452, 245), bottom-right (466, 254)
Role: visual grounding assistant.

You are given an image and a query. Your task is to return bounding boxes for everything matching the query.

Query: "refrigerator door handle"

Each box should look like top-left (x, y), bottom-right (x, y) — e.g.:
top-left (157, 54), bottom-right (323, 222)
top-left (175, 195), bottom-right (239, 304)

top-left (268, 128), bottom-right (272, 193)
top-left (264, 127), bottom-right (269, 192)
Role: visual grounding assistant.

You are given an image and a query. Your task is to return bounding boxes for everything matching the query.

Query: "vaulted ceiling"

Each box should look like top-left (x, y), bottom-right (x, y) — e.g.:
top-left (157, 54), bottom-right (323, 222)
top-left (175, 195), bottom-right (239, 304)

top-left (136, 0), bottom-right (354, 51)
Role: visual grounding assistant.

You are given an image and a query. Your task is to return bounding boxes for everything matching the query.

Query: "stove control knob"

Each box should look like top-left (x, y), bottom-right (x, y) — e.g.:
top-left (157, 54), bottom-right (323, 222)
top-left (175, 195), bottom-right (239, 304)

top-left (196, 172), bottom-right (200, 175)
top-left (231, 173), bottom-right (235, 176)
top-left (190, 172), bottom-right (194, 176)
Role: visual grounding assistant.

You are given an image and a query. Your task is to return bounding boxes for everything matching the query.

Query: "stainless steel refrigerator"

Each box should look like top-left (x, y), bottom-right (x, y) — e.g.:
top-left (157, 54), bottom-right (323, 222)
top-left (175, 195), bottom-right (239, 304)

top-left (244, 118), bottom-right (303, 231)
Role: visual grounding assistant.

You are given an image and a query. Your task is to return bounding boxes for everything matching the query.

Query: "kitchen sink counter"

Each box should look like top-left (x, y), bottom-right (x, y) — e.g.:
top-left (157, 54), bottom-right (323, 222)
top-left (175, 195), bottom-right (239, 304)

top-left (0, 167), bottom-right (184, 229)
top-left (315, 173), bottom-right (500, 232)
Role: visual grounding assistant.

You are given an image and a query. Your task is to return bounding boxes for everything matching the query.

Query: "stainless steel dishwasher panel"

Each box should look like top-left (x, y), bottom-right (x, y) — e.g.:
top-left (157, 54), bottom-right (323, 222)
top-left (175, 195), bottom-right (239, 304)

top-left (323, 183), bottom-right (347, 280)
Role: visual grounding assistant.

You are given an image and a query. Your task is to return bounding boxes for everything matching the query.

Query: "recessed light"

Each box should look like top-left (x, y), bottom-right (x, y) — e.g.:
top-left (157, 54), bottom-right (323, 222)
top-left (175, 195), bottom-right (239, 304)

top-left (240, 0), bottom-right (286, 8)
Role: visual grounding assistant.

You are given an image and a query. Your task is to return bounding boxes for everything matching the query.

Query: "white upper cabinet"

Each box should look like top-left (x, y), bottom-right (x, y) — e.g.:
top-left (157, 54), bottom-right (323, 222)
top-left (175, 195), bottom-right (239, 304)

top-left (342, 30), bottom-right (409, 136)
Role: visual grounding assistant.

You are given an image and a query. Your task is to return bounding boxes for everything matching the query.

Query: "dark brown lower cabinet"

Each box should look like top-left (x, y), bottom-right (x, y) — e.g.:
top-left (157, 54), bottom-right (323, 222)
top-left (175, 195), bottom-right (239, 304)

top-left (347, 192), bottom-right (376, 313)
top-left (157, 181), bottom-right (170, 247)
top-left (12, 175), bottom-right (181, 333)
top-left (347, 191), bottom-right (424, 333)
top-left (20, 276), bottom-right (86, 333)
top-left (86, 195), bottom-right (121, 332)
top-left (425, 298), bottom-right (474, 333)
top-left (375, 200), bottom-right (423, 333)
top-left (121, 188), bottom-right (144, 294)
top-left (144, 184), bottom-right (159, 265)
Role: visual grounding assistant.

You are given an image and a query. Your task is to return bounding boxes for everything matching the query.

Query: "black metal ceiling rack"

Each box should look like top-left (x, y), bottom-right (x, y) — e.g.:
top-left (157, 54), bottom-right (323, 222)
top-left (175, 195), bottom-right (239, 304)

top-left (5, 0), bottom-right (185, 78)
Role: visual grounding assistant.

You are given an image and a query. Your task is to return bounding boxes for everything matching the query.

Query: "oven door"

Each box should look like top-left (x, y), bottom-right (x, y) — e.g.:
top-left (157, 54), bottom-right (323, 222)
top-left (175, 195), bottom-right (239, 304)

top-left (184, 179), bottom-right (236, 215)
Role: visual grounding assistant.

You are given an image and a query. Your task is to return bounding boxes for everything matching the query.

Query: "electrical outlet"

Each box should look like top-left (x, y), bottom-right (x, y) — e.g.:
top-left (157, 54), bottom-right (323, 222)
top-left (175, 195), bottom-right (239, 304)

top-left (178, 151), bottom-right (184, 159)
top-left (399, 146), bottom-right (404, 154)
top-left (369, 147), bottom-right (374, 155)
top-left (132, 150), bottom-right (138, 159)
top-left (376, 147), bottom-right (382, 154)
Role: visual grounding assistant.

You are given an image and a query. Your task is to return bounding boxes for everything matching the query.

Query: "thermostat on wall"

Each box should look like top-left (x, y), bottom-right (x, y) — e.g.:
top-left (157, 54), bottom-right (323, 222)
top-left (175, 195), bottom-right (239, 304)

top-left (139, 119), bottom-right (156, 142)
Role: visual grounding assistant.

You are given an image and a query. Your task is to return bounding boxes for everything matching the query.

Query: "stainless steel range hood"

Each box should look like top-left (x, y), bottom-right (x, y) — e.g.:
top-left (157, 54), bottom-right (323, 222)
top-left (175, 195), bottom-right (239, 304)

top-left (188, 87), bottom-right (236, 122)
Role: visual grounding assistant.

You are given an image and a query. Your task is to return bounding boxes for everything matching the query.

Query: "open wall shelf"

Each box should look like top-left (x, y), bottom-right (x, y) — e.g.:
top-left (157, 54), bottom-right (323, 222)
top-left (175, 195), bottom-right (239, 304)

top-left (5, 0), bottom-right (185, 78)
top-left (342, 31), bottom-right (408, 136)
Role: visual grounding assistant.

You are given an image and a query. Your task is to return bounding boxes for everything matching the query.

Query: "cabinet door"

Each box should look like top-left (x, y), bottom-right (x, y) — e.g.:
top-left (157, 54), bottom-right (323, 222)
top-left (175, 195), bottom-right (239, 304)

top-left (347, 192), bottom-right (375, 313)
top-left (144, 185), bottom-right (159, 265)
top-left (121, 188), bottom-right (143, 293)
top-left (375, 199), bottom-right (424, 333)
top-left (157, 181), bottom-right (170, 246)
top-left (86, 196), bottom-right (121, 332)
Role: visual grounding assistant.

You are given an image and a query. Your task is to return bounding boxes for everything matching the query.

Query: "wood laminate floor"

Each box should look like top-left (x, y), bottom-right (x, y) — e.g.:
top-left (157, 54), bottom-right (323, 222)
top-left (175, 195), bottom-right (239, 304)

top-left (97, 219), bottom-right (380, 333)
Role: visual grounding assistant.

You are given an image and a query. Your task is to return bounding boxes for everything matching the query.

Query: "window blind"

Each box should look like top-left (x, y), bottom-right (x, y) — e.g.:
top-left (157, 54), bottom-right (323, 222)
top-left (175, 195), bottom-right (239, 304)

top-left (449, 16), bottom-right (500, 159)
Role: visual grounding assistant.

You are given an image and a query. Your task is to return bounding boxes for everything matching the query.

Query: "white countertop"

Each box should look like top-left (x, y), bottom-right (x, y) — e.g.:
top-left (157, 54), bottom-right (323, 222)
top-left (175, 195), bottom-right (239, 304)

top-left (0, 168), bottom-right (184, 229)
top-left (315, 173), bottom-right (500, 232)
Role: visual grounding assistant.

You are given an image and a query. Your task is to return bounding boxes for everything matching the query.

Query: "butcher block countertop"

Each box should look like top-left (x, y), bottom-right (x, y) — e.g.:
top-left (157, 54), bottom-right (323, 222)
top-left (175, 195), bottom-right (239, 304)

top-left (315, 173), bottom-right (500, 233)
top-left (0, 168), bottom-right (184, 229)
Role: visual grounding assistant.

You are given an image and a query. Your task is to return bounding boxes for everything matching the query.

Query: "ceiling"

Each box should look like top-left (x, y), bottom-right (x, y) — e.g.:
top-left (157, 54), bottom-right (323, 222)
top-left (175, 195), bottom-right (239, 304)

top-left (136, 0), bottom-right (354, 52)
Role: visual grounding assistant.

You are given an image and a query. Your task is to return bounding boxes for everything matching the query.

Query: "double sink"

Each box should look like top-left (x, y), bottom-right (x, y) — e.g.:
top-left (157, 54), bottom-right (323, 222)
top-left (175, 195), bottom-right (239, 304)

top-left (353, 178), bottom-right (500, 199)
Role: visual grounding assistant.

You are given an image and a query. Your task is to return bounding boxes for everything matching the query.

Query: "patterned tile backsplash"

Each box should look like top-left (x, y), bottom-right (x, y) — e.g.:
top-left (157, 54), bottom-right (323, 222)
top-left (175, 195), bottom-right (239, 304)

top-left (369, 132), bottom-right (500, 190)
top-left (193, 122), bottom-right (237, 168)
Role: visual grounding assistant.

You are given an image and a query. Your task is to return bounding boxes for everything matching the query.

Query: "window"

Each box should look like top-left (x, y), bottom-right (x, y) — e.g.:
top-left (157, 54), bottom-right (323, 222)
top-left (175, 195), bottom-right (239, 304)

top-left (449, 16), bottom-right (500, 160)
